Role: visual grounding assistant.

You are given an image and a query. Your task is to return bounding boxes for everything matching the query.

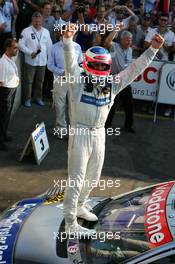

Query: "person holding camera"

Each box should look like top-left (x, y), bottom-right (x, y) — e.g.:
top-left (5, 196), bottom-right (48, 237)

top-left (75, 1), bottom-right (95, 52)
top-left (18, 12), bottom-right (52, 107)
top-left (77, 4), bottom-right (110, 50)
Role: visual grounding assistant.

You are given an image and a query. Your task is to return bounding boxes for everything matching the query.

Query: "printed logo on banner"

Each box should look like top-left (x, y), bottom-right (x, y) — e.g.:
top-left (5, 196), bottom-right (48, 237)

top-left (144, 182), bottom-right (174, 248)
top-left (67, 241), bottom-right (78, 255)
top-left (166, 69), bottom-right (175, 91)
top-left (0, 201), bottom-right (42, 264)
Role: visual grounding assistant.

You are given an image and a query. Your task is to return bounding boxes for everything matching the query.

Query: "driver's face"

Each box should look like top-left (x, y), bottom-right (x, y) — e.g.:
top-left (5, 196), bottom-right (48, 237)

top-left (92, 63), bottom-right (106, 71)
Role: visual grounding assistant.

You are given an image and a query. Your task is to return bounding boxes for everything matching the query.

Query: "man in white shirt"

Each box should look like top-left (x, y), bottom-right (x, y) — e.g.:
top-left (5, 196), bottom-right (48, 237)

top-left (18, 12), bottom-right (52, 107)
top-left (137, 13), bottom-right (152, 37)
top-left (144, 12), bottom-right (174, 61)
top-left (0, 38), bottom-right (19, 151)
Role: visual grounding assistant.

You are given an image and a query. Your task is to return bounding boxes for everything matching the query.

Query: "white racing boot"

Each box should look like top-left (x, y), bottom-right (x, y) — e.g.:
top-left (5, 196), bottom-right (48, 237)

top-left (65, 223), bottom-right (96, 239)
top-left (77, 206), bottom-right (98, 221)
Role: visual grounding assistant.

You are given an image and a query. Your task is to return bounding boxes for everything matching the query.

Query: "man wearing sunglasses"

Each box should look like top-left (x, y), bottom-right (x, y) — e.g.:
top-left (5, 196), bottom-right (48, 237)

top-left (52, 4), bottom-right (66, 37)
top-left (144, 12), bottom-right (174, 61)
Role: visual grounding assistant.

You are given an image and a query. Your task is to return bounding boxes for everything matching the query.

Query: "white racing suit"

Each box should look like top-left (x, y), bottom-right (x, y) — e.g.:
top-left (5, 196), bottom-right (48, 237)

top-left (50, 40), bottom-right (83, 131)
top-left (52, 81), bottom-right (69, 129)
top-left (63, 37), bottom-right (158, 228)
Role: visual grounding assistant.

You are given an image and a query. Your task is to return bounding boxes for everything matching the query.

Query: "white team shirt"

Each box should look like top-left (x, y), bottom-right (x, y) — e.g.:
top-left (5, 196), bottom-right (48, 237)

top-left (145, 28), bottom-right (175, 61)
top-left (0, 54), bottom-right (19, 88)
top-left (18, 26), bottom-right (52, 66)
top-left (137, 25), bottom-right (152, 37)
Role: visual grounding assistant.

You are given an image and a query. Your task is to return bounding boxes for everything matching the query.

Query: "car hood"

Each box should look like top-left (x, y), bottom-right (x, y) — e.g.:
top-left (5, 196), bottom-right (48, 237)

top-left (0, 194), bottom-right (104, 264)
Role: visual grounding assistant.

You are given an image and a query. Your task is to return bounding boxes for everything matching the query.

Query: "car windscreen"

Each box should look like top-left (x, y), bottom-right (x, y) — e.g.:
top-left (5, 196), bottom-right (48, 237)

top-left (79, 182), bottom-right (175, 264)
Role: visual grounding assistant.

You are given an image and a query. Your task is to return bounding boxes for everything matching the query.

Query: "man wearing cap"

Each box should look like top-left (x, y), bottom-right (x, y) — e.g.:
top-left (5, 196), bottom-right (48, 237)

top-left (18, 12), bottom-right (52, 107)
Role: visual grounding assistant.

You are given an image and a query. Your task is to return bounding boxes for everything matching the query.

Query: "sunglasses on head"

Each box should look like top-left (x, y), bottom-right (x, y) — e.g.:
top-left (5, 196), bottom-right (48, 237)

top-left (53, 10), bottom-right (60, 13)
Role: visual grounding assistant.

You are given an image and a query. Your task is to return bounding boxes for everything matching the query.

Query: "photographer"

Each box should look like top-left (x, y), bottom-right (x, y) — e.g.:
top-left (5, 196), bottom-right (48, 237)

top-left (18, 12), bottom-right (52, 107)
top-left (77, 5), bottom-right (110, 50)
top-left (75, 1), bottom-right (95, 51)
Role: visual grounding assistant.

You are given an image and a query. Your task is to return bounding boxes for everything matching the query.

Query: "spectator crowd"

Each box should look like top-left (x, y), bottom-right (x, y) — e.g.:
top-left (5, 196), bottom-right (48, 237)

top-left (0, 0), bottom-right (175, 150)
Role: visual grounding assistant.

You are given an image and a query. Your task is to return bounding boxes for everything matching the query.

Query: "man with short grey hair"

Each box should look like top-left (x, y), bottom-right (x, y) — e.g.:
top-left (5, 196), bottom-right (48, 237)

top-left (106, 30), bottom-right (135, 133)
top-left (18, 12), bottom-right (52, 107)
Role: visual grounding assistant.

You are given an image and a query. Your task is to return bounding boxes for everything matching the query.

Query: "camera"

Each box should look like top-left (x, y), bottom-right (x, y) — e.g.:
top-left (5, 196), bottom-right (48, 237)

top-left (36, 49), bottom-right (41, 55)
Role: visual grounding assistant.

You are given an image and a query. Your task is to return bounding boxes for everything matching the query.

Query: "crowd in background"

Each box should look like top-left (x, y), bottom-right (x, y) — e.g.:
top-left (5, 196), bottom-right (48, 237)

top-left (1, 0), bottom-right (175, 53)
top-left (0, 0), bottom-right (175, 136)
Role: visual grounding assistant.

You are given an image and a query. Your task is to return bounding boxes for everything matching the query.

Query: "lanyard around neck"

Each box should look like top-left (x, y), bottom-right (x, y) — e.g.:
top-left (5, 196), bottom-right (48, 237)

top-left (32, 27), bottom-right (42, 44)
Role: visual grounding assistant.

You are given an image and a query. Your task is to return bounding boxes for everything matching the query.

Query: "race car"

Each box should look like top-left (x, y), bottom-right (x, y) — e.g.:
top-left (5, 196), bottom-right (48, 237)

top-left (0, 181), bottom-right (175, 264)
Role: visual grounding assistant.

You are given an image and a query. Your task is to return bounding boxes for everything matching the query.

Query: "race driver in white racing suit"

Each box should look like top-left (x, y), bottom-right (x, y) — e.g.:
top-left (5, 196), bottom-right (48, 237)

top-left (62, 23), bottom-right (164, 236)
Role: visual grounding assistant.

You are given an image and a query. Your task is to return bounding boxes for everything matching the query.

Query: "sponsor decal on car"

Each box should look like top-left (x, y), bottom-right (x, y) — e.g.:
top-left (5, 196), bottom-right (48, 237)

top-left (0, 199), bottom-right (42, 264)
top-left (44, 192), bottom-right (64, 205)
top-left (145, 182), bottom-right (174, 247)
top-left (67, 241), bottom-right (78, 255)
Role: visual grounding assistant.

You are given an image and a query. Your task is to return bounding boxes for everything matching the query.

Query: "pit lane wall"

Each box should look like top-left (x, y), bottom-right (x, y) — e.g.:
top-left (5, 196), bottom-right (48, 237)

top-left (12, 57), bottom-right (175, 114)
